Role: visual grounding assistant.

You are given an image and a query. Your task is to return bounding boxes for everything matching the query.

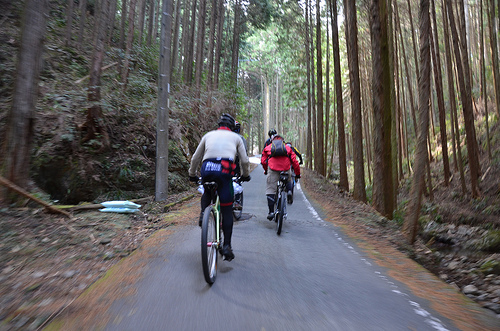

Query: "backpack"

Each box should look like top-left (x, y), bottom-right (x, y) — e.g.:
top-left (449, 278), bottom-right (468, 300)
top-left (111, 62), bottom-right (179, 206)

top-left (270, 139), bottom-right (288, 157)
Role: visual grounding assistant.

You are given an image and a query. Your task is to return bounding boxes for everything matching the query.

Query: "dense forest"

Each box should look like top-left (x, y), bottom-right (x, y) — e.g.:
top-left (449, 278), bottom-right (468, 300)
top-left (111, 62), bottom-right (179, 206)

top-left (1, 0), bottom-right (500, 327)
top-left (1, 0), bottom-right (500, 247)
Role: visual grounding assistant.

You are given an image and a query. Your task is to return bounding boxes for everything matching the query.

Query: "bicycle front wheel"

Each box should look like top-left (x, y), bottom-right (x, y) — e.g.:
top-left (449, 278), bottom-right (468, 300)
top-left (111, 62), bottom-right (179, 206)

top-left (232, 192), bottom-right (243, 220)
top-left (276, 191), bottom-right (286, 235)
top-left (201, 205), bottom-right (218, 284)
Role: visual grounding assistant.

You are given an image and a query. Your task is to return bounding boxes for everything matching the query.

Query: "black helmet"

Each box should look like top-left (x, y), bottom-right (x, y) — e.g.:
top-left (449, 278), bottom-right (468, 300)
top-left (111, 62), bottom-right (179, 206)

top-left (268, 128), bottom-right (277, 137)
top-left (233, 121), bottom-right (241, 133)
top-left (218, 113), bottom-right (236, 130)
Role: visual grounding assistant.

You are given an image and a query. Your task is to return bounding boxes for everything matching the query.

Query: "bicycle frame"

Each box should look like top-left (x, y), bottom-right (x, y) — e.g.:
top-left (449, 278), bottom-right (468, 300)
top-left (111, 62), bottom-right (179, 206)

top-left (207, 183), bottom-right (221, 250)
top-left (274, 172), bottom-right (288, 235)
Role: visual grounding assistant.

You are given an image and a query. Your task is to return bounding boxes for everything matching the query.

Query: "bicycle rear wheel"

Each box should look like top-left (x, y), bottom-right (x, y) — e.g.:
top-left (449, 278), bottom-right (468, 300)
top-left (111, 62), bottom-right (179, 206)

top-left (276, 191), bottom-right (286, 235)
top-left (201, 205), bottom-right (218, 284)
top-left (232, 192), bottom-right (243, 220)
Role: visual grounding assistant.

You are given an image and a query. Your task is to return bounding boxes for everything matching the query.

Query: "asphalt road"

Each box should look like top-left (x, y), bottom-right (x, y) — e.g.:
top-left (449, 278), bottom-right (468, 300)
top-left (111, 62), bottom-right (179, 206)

top-left (104, 162), bottom-right (461, 331)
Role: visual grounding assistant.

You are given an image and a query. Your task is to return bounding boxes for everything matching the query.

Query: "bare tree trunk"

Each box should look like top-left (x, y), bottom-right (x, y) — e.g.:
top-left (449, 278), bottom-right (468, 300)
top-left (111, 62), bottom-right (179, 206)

top-left (206, 0), bottom-right (217, 90)
top-left (344, 0), bottom-right (367, 202)
top-left (488, 0), bottom-right (500, 117)
top-left (481, 0), bottom-right (492, 160)
top-left (119, 0), bottom-right (128, 49)
top-left (194, 0), bottom-right (207, 93)
top-left (403, 0), bottom-right (431, 245)
top-left (121, 0), bottom-right (136, 88)
top-left (106, 0), bottom-right (117, 45)
top-left (65, 0), bottom-right (75, 47)
top-left (180, 0), bottom-right (191, 82)
top-left (315, 0), bottom-right (325, 176)
top-left (329, 0), bottom-right (348, 191)
top-left (213, 0), bottom-right (224, 89)
top-left (84, 0), bottom-right (111, 149)
top-left (310, 0), bottom-right (316, 170)
top-left (446, 0), bottom-right (481, 197)
top-left (305, 0), bottom-right (313, 169)
top-left (370, 0), bottom-right (394, 218)
top-left (77, 0), bottom-right (87, 49)
top-left (171, 0), bottom-right (182, 78)
top-left (407, 0), bottom-right (420, 81)
top-left (146, 0), bottom-right (155, 46)
top-left (325, 6), bottom-right (331, 175)
top-left (395, 2), bottom-right (417, 137)
top-left (137, 0), bottom-right (147, 44)
top-left (1, 0), bottom-right (48, 201)
top-left (430, 0), bottom-right (450, 185)
top-left (394, 12), bottom-right (404, 181)
top-left (185, 0), bottom-right (198, 85)
top-left (230, 0), bottom-right (242, 89)
top-left (442, 0), bottom-right (465, 194)
top-left (155, 0), bottom-right (172, 201)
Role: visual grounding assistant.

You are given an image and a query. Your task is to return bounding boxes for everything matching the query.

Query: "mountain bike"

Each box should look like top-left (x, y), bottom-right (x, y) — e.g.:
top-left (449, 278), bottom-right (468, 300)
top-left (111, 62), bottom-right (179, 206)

top-left (232, 177), bottom-right (243, 220)
top-left (200, 180), bottom-right (222, 284)
top-left (273, 171), bottom-right (289, 235)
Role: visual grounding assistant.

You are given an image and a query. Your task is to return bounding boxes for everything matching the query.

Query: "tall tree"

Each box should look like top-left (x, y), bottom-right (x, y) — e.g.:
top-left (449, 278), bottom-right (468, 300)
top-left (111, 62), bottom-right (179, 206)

top-left (305, 0), bottom-right (313, 169)
top-left (170, 0), bottom-right (182, 77)
top-left (446, 0), bottom-right (481, 197)
top-left (213, 0), bottom-right (225, 89)
top-left (430, 0), bottom-right (450, 185)
top-left (65, 0), bottom-right (75, 47)
top-left (194, 0), bottom-right (207, 92)
top-left (325, 3), bottom-right (331, 175)
top-left (370, 0), bottom-right (394, 218)
top-left (77, 0), bottom-right (87, 48)
top-left (119, 0), bottom-right (128, 49)
top-left (122, 0), bottom-right (137, 87)
top-left (1, 0), bottom-right (48, 198)
top-left (344, 0), bottom-right (366, 202)
top-left (106, 0), bottom-right (118, 45)
top-left (442, 0), bottom-right (466, 194)
top-left (315, 0), bottom-right (325, 176)
top-left (185, 0), bottom-right (197, 85)
top-left (329, 0), bottom-right (348, 191)
top-left (488, 0), bottom-right (500, 116)
top-left (206, 0), bottom-right (218, 90)
top-left (403, 0), bottom-right (431, 244)
top-left (395, 2), bottom-right (417, 137)
top-left (481, 0), bottom-right (492, 160)
top-left (146, 0), bottom-right (156, 46)
top-left (137, 0), bottom-right (147, 44)
top-left (156, 0), bottom-right (173, 201)
top-left (230, 0), bottom-right (243, 89)
top-left (84, 0), bottom-right (111, 149)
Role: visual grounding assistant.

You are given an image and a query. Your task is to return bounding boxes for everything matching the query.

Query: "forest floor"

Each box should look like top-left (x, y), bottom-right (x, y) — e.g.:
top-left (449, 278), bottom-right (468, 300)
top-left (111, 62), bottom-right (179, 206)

top-left (1, 165), bottom-right (500, 330)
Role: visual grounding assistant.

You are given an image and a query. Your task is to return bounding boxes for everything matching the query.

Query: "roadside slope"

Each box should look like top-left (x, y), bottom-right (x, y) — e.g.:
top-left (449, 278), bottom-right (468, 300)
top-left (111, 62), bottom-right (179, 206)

top-left (299, 169), bottom-right (499, 330)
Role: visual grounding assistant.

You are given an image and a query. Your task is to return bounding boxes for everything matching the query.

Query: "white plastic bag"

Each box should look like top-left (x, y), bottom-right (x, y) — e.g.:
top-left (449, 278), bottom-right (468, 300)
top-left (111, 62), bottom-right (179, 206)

top-left (100, 201), bottom-right (141, 209)
top-left (99, 200), bottom-right (141, 213)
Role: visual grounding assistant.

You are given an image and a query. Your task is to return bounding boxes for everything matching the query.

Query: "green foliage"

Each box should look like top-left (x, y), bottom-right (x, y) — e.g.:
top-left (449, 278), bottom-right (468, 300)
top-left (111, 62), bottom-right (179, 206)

top-left (392, 208), bottom-right (405, 226)
top-left (127, 73), bottom-right (154, 97)
top-left (421, 202), bottom-right (442, 223)
top-left (247, 0), bottom-right (275, 29)
top-left (365, 184), bottom-right (373, 204)
top-left (135, 45), bottom-right (159, 79)
top-left (479, 259), bottom-right (500, 275)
